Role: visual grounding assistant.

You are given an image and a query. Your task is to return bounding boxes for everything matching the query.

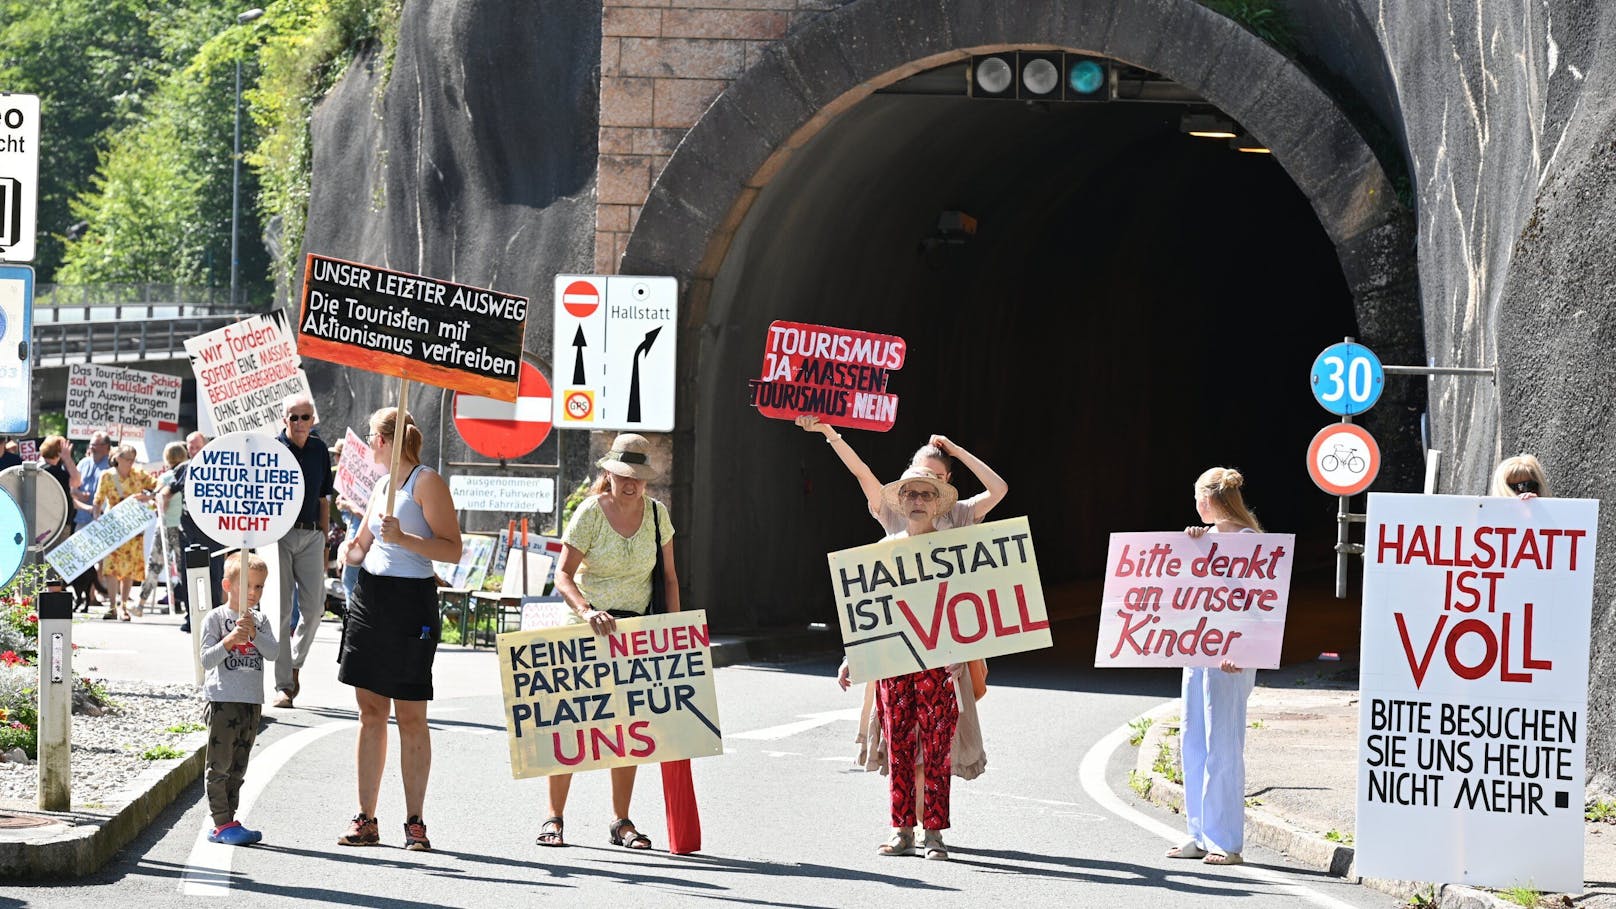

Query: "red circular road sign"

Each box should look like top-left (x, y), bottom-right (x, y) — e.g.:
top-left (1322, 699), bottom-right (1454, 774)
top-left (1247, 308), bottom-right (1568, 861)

top-left (561, 280), bottom-right (600, 318)
top-left (1306, 422), bottom-right (1381, 496)
top-left (453, 362), bottom-right (553, 460)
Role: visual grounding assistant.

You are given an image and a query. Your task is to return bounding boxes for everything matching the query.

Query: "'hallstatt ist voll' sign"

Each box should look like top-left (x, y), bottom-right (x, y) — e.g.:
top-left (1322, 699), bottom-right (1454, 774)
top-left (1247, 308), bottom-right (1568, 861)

top-left (298, 254), bottom-right (529, 401)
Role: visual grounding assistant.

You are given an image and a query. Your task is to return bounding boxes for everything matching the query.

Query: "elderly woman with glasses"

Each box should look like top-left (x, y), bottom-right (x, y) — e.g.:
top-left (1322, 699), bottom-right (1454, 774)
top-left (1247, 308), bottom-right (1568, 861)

top-left (1490, 454), bottom-right (1551, 500)
top-left (93, 444), bottom-right (158, 621)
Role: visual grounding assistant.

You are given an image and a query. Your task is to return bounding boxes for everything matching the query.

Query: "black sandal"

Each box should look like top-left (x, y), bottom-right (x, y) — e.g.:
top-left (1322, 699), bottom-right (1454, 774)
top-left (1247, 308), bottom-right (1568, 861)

top-left (536, 816), bottom-right (565, 847)
top-left (609, 817), bottom-right (652, 850)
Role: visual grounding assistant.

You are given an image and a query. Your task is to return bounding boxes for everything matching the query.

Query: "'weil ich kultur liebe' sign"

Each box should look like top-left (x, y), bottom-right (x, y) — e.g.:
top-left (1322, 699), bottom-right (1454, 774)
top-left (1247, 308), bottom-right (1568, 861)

top-left (298, 253), bottom-right (528, 400)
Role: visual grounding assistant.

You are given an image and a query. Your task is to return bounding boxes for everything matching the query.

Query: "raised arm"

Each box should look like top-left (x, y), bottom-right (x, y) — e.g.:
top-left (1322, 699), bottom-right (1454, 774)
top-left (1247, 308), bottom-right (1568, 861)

top-left (797, 415), bottom-right (885, 518)
top-left (931, 435), bottom-right (1008, 523)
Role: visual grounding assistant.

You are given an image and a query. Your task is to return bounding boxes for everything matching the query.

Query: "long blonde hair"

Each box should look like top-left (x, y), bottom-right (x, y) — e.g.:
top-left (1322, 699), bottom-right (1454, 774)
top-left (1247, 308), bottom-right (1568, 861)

top-left (1194, 467), bottom-right (1263, 531)
top-left (1490, 454), bottom-right (1551, 497)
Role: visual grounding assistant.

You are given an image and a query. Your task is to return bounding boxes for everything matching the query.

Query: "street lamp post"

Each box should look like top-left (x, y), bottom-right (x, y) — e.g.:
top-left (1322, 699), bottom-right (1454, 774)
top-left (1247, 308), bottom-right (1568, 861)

top-left (230, 7), bottom-right (264, 309)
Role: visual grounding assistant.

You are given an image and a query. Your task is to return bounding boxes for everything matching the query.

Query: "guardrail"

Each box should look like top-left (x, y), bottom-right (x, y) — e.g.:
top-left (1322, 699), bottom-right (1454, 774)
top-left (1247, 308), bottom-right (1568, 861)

top-left (33, 314), bottom-right (256, 368)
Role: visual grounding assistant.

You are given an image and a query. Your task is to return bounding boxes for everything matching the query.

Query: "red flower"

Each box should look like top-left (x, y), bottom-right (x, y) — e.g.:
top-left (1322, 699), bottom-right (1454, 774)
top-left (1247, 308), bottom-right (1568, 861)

top-left (0, 651), bottom-right (21, 666)
top-left (25, 614), bottom-right (37, 624)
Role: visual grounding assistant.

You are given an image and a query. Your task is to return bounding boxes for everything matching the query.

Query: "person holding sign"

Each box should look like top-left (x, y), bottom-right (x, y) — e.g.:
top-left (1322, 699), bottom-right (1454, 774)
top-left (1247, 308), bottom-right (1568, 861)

top-left (539, 433), bottom-right (680, 851)
top-left (1490, 453), bottom-right (1551, 500)
top-left (93, 444), bottom-right (158, 621)
top-left (1167, 467), bottom-right (1263, 867)
top-left (336, 407), bottom-right (462, 851)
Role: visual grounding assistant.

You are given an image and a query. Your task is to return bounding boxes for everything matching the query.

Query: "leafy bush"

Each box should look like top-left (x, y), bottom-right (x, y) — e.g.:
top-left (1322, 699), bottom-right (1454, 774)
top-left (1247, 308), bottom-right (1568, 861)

top-left (0, 665), bottom-right (39, 758)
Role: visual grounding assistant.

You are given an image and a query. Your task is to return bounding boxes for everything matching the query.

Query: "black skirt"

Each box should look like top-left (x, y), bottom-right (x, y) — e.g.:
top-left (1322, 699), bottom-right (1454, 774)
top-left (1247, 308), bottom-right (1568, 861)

top-left (337, 568), bottom-right (440, 701)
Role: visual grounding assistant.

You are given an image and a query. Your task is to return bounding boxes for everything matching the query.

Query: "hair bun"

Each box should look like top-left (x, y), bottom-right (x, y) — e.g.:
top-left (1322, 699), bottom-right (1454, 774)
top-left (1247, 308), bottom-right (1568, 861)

top-left (1220, 469), bottom-right (1244, 490)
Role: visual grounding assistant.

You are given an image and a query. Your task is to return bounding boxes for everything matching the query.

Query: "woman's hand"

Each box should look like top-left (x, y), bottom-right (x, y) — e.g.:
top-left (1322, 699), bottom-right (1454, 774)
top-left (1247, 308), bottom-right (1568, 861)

top-left (945, 662), bottom-right (965, 681)
top-left (796, 414), bottom-right (832, 435)
top-left (1186, 525), bottom-right (1210, 538)
top-left (1219, 659), bottom-right (1242, 674)
top-left (836, 658), bottom-right (851, 690)
top-left (583, 608), bottom-right (617, 637)
top-left (341, 538), bottom-right (366, 566)
top-left (379, 515), bottom-right (405, 545)
top-left (929, 434), bottom-right (954, 455)
top-left (1519, 491), bottom-right (1539, 501)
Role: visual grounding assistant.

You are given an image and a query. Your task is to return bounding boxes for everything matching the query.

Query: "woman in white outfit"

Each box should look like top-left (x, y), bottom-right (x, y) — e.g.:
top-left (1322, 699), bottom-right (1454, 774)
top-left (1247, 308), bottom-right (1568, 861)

top-left (1168, 466), bottom-right (1261, 866)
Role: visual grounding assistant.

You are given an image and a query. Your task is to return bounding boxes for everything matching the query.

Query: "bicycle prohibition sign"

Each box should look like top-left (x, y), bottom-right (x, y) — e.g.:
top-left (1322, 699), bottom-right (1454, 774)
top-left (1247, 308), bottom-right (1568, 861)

top-left (1306, 423), bottom-right (1380, 497)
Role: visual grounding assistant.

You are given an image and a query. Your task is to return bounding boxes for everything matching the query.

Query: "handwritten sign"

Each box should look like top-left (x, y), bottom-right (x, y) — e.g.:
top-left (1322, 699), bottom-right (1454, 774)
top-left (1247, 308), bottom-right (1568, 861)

top-left (497, 610), bottom-right (722, 777)
top-left (44, 495), bottom-right (154, 581)
top-left (298, 253), bottom-right (527, 400)
top-left (65, 363), bottom-right (182, 441)
top-left (828, 516), bottom-right (1052, 683)
top-left (185, 311), bottom-right (313, 437)
top-left (183, 432), bottom-right (305, 548)
top-left (335, 428), bottom-right (386, 510)
top-left (750, 321), bottom-right (905, 431)
top-left (1355, 493), bottom-right (1597, 894)
top-left (1094, 531), bottom-right (1294, 668)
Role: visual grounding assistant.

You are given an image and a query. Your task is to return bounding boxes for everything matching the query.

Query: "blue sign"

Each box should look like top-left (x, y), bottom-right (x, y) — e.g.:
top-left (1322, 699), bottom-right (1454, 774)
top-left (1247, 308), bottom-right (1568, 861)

top-left (0, 485), bottom-right (26, 589)
top-left (1310, 342), bottom-right (1384, 416)
top-left (0, 265), bottom-right (32, 434)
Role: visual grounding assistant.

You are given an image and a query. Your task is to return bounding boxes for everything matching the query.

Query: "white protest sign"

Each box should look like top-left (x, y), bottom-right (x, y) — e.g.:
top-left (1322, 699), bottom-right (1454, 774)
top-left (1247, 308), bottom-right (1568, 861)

top-left (448, 475), bottom-right (555, 514)
top-left (336, 427), bottom-right (386, 509)
top-left (183, 432), bottom-right (305, 548)
top-left (185, 312), bottom-right (313, 437)
top-left (44, 495), bottom-right (154, 581)
top-left (65, 363), bottom-right (183, 441)
top-left (1355, 493), bottom-right (1597, 894)
top-left (1095, 531), bottom-right (1294, 668)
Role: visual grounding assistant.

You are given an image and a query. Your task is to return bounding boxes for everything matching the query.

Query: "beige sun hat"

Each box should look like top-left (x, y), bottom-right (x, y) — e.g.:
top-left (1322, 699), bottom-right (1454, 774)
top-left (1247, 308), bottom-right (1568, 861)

top-left (597, 433), bottom-right (658, 480)
top-left (880, 466), bottom-right (959, 512)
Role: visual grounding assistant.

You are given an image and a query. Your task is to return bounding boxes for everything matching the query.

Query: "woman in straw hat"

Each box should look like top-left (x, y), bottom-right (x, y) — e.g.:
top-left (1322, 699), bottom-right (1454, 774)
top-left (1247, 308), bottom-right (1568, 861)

top-left (538, 433), bottom-right (680, 851)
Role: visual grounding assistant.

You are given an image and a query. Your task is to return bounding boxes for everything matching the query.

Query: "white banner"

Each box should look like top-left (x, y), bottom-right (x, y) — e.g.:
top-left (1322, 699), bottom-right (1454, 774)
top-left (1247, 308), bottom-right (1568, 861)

top-left (65, 363), bottom-right (183, 441)
top-left (185, 312), bottom-right (313, 436)
top-left (449, 475), bottom-right (555, 514)
top-left (1355, 493), bottom-right (1597, 894)
top-left (45, 495), bottom-right (155, 581)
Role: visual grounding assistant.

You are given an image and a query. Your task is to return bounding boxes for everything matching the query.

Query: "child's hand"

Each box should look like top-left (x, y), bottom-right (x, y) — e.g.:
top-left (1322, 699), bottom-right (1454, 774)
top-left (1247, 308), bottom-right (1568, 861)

top-left (221, 621), bottom-right (250, 649)
top-left (238, 610), bottom-right (255, 638)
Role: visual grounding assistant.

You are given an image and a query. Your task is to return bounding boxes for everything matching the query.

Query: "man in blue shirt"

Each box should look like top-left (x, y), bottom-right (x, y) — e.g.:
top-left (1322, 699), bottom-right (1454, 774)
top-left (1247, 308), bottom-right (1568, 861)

top-left (273, 394), bottom-right (335, 708)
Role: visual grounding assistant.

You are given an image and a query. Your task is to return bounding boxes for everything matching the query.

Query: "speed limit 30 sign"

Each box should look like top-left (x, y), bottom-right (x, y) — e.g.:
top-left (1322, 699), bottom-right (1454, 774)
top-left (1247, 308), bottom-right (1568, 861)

top-left (1310, 341), bottom-right (1384, 416)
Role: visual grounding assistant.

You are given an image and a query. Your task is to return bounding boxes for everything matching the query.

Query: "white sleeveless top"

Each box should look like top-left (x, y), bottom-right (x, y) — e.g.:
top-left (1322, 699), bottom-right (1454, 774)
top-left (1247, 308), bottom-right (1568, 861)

top-left (363, 465), bottom-right (437, 579)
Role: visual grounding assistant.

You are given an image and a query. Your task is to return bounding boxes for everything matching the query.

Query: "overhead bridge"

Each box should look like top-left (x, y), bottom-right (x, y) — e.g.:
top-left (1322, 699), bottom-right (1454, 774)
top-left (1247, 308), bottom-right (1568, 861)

top-left (28, 285), bottom-right (266, 369)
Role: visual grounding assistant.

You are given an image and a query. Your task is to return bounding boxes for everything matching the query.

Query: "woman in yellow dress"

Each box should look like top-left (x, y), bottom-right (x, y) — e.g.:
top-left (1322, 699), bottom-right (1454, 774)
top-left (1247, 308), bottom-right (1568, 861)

top-left (94, 444), bottom-right (157, 621)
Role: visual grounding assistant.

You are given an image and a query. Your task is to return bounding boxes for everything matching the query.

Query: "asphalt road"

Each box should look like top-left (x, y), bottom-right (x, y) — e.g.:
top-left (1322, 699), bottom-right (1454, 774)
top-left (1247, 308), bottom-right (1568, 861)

top-left (5, 616), bottom-right (1402, 908)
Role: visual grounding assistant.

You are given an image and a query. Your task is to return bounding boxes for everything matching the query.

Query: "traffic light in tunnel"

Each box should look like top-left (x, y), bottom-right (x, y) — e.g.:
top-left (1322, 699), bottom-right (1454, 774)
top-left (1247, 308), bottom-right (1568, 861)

top-left (968, 52), bottom-right (1114, 101)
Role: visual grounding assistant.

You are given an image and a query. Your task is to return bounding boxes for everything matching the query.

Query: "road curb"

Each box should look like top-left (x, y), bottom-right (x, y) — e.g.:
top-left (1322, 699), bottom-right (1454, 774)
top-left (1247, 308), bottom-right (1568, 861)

top-left (1129, 706), bottom-right (1516, 909)
top-left (0, 730), bottom-right (208, 880)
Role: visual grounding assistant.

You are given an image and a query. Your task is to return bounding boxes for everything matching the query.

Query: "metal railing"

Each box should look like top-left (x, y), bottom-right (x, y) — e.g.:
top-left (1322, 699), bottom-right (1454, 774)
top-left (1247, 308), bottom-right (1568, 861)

top-left (30, 284), bottom-right (269, 367)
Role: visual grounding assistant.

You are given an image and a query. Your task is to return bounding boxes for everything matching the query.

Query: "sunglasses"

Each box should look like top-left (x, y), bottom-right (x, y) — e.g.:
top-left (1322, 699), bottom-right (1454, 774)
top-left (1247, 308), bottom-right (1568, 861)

top-left (286, 413), bottom-right (314, 423)
top-left (1509, 480), bottom-right (1540, 495)
top-left (899, 489), bottom-right (938, 502)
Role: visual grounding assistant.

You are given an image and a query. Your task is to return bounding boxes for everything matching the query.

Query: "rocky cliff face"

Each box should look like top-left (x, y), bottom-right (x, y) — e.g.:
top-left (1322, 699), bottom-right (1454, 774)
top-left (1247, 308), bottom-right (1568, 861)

top-left (294, 0), bottom-right (601, 509)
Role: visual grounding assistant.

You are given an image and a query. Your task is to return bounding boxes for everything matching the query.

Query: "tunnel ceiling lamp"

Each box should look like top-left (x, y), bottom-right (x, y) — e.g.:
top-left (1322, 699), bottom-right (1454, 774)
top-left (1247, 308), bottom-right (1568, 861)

top-left (971, 54), bottom-right (1016, 98)
top-left (1020, 53), bottom-right (1061, 98)
top-left (969, 52), bottom-right (1115, 101)
top-left (1181, 112), bottom-right (1237, 139)
top-left (1231, 134), bottom-right (1272, 154)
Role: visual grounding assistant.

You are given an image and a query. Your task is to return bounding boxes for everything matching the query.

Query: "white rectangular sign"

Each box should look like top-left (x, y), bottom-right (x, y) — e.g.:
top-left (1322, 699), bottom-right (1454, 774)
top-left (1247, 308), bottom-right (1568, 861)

top-left (449, 474), bottom-right (555, 514)
top-left (552, 274), bottom-right (676, 432)
top-left (0, 93), bottom-right (40, 263)
top-left (185, 311), bottom-right (313, 436)
top-left (1355, 493), bottom-right (1597, 894)
top-left (45, 495), bottom-right (155, 581)
top-left (335, 428), bottom-right (387, 510)
top-left (65, 363), bottom-right (183, 441)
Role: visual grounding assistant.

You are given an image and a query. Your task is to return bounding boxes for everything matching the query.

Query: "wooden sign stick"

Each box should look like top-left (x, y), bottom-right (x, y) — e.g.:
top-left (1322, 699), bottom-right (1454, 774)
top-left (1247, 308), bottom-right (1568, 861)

top-left (385, 378), bottom-right (410, 516)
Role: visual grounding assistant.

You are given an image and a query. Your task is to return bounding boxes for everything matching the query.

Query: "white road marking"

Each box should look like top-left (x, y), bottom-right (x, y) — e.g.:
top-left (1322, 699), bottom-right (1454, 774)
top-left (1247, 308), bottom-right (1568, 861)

top-left (1079, 701), bottom-right (1362, 909)
top-left (180, 719), bottom-right (357, 896)
top-left (727, 707), bottom-right (860, 741)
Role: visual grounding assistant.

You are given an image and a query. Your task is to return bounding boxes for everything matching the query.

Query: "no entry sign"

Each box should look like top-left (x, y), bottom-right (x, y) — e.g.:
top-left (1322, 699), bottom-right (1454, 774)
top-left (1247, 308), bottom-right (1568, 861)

top-left (453, 361), bottom-right (553, 460)
top-left (184, 432), bottom-right (305, 548)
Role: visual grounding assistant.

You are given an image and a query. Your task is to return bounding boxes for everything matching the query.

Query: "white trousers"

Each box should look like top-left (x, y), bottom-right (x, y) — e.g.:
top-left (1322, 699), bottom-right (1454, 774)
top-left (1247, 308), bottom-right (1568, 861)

top-left (1181, 666), bottom-right (1256, 853)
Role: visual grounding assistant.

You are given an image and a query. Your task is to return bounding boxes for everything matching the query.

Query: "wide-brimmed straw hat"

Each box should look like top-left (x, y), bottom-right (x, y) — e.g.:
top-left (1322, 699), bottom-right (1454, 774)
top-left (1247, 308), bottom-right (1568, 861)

top-left (597, 433), bottom-right (658, 480)
top-left (881, 466), bottom-right (958, 512)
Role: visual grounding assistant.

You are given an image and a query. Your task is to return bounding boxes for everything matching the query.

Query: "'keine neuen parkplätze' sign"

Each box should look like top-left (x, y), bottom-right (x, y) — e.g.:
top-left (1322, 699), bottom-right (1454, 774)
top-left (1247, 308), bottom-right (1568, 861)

top-left (828, 516), bottom-right (1052, 684)
top-left (497, 610), bottom-right (723, 778)
top-left (750, 320), bottom-right (905, 431)
top-left (297, 253), bottom-right (528, 401)
top-left (1095, 531), bottom-right (1295, 669)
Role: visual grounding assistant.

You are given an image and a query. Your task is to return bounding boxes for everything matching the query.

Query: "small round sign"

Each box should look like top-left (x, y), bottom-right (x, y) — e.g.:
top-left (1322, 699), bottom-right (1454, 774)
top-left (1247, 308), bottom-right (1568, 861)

top-left (561, 280), bottom-right (600, 318)
top-left (1306, 423), bottom-right (1381, 496)
top-left (184, 432), bottom-right (306, 548)
top-left (0, 486), bottom-right (27, 588)
top-left (1310, 342), bottom-right (1385, 416)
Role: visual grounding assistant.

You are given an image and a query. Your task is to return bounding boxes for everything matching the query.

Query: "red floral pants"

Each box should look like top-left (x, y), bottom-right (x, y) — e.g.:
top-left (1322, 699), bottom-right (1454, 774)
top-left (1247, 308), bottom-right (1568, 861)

top-left (878, 667), bottom-right (959, 830)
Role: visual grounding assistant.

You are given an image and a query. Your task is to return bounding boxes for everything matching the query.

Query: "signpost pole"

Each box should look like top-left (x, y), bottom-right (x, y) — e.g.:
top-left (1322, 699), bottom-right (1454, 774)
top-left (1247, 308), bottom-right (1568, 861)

top-left (35, 591), bottom-right (73, 811)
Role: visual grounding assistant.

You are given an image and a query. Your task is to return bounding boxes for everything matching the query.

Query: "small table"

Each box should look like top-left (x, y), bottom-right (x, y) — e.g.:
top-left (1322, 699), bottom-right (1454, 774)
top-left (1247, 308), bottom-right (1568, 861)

top-left (467, 591), bottom-right (525, 649)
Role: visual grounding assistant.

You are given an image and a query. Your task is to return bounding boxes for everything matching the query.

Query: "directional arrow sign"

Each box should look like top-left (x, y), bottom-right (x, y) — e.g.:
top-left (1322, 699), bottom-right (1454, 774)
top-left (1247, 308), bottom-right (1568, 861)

top-left (552, 275), bottom-right (677, 431)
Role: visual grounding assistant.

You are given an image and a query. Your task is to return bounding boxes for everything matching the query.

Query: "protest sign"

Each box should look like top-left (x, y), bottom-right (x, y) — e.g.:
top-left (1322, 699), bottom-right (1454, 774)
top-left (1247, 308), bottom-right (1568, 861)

top-left (750, 321), bottom-right (905, 431)
top-left (448, 475), bottom-right (555, 514)
top-left (498, 610), bottom-right (722, 778)
top-left (335, 428), bottom-right (386, 510)
top-left (828, 516), bottom-right (1052, 683)
top-left (1355, 493), bottom-right (1597, 894)
top-left (185, 311), bottom-right (313, 437)
top-left (183, 432), bottom-right (305, 549)
top-left (298, 253), bottom-right (527, 401)
top-left (1094, 531), bottom-right (1295, 669)
top-left (44, 495), bottom-right (154, 582)
top-left (65, 363), bottom-right (183, 441)
top-left (433, 534), bottom-right (496, 589)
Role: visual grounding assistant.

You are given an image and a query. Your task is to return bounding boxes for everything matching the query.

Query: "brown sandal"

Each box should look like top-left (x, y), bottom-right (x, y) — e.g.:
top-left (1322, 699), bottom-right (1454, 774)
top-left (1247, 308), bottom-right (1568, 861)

top-left (535, 816), bottom-right (565, 847)
top-left (609, 817), bottom-right (651, 850)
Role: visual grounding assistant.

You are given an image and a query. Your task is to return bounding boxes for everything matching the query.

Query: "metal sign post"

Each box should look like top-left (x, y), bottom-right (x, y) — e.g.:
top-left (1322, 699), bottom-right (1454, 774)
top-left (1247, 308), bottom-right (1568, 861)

top-left (35, 590), bottom-right (72, 810)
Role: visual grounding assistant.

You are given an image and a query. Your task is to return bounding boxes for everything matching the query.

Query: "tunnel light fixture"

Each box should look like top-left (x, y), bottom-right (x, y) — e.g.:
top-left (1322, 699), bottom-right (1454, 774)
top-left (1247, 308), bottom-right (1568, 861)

top-left (971, 54), bottom-right (1016, 98)
top-left (969, 52), bottom-right (1114, 101)
top-left (1181, 112), bottom-right (1237, 139)
top-left (1231, 134), bottom-right (1272, 154)
top-left (1020, 54), bottom-right (1061, 98)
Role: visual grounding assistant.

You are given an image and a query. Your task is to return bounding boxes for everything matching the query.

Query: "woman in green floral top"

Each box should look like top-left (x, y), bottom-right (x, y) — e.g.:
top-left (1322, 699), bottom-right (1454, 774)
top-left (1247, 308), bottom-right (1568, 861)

top-left (539, 433), bottom-right (680, 852)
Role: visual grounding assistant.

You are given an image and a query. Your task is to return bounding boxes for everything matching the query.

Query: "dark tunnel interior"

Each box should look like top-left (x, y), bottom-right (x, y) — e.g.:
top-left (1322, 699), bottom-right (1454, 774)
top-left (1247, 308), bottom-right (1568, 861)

top-left (686, 88), bottom-right (1363, 650)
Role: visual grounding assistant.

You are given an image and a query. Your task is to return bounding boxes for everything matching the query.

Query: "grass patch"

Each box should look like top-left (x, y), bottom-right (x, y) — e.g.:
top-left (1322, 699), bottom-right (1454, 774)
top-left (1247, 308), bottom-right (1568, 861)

top-left (1323, 829), bottom-right (1354, 845)
top-left (1587, 799), bottom-right (1616, 823)
top-left (1497, 884), bottom-right (1541, 908)
top-left (1248, 720), bottom-right (1265, 729)
top-left (1244, 797), bottom-right (1264, 808)
top-left (1405, 885), bottom-right (1438, 908)
top-left (1128, 716), bottom-right (1154, 746)
top-left (140, 744), bottom-right (187, 761)
top-left (1128, 769), bottom-right (1152, 798)
top-left (1153, 741), bottom-right (1183, 785)
top-left (164, 721), bottom-right (205, 734)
